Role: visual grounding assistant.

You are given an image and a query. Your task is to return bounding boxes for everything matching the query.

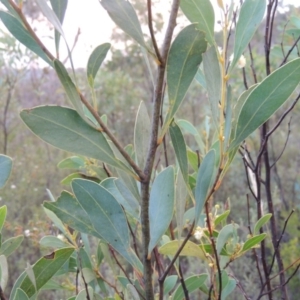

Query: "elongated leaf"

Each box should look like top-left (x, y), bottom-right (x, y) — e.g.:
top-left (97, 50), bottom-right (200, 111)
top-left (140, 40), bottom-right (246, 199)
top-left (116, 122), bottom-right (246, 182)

top-left (0, 0), bottom-right (21, 20)
top-left (170, 121), bottom-right (188, 184)
top-left (100, 0), bottom-right (146, 47)
top-left (203, 46), bottom-right (221, 128)
top-left (164, 275), bottom-right (178, 295)
top-left (45, 180), bottom-right (142, 270)
top-left (195, 67), bottom-right (207, 88)
top-left (0, 255), bottom-right (8, 290)
top-left (216, 224), bottom-right (238, 255)
top-left (20, 106), bottom-right (128, 172)
top-left (195, 149), bottom-right (216, 224)
top-left (180, 0), bottom-right (215, 45)
top-left (175, 171), bottom-right (188, 240)
top-left (57, 156), bottom-right (85, 169)
top-left (159, 240), bottom-right (206, 259)
top-left (231, 58), bottom-right (300, 149)
top-left (240, 233), bottom-right (266, 253)
top-left (172, 274), bottom-right (208, 300)
top-left (100, 178), bottom-right (140, 219)
top-left (0, 12), bottom-right (52, 65)
top-left (87, 43), bottom-right (111, 88)
top-left (230, 0), bottom-right (266, 70)
top-left (0, 206), bottom-right (7, 232)
top-left (214, 210), bottom-right (230, 227)
top-left (148, 167), bottom-right (175, 254)
top-left (0, 155), bottom-right (12, 189)
top-left (13, 288), bottom-right (29, 300)
top-left (50, 0), bottom-right (68, 54)
top-left (36, 0), bottom-right (66, 39)
top-left (163, 24), bottom-right (207, 134)
top-left (19, 248), bottom-right (74, 297)
top-left (75, 287), bottom-right (94, 300)
top-left (254, 213), bottom-right (272, 235)
top-left (0, 235), bottom-right (23, 257)
top-left (134, 101), bottom-right (151, 169)
top-left (53, 60), bottom-right (89, 121)
top-left (221, 278), bottom-right (236, 300)
top-left (39, 236), bottom-right (70, 249)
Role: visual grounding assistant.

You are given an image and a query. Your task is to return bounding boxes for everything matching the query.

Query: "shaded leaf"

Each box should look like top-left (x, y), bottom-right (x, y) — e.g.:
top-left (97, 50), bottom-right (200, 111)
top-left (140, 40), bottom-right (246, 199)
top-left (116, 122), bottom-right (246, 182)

top-left (203, 46), bottom-right (221, 127)
top-left (57, 156), bottom-right (85, 169)
top-left (221, 278), bottom-right (236, 300)
top-left (231, 58), bottom-right (300, 149)
top-left (148, 167), bottom-right (175, 254)
top-left (0, 11), bottom-right (52, 65)
top-left (195, 149), bottom-right (216, 223)
top-left (175, 171), bottom-right (188, 240)
top-left (75, 287), bottom-right (94, 300)
top-left (53, 60), bottom-right (87, 122)
top-left (254, 213), bottom-right (272, 235)
top-left (13, 288), bottom-right (29, 300)
top-left (0, 155), bottom-right (12, 189)
top-left (230, 0), bottom-right (266, 71)
top-left (49, 0), bottom-right (68, 54)
top-left (164, 24), bottom-right (207, 134)
top-left (216, 224), bottom-right (238, 255)
top-left (172, 274), bottom-right (208, 300)
top-left (39, 236), bottom-right (70, 249)
top-left (134, 101), bottom-right (151, 169)
top-left (170, 121), bottom-right (188, 184)
top-left (20, 106), bottom-right (129, 172)
top-left (100, 0), bottom-right (146, 47)
top-left (45, 180), bottom-right (142, 270)
top-left (0, 255), bottom-right (8, 290)
top-left (19, 248), bottom-right (74, 297)
top-left (180, 0), bottom-right (215, 45)
top-left (164, 275), bottom-right (178, 295)
top-left (87, 43), bottom-right (111, 88)
top-left (0, 235), bottom-right (23, 257)
top-left (195, 67), bottom-right (207, 89)
top-left (101, 178), bottom-right (140, 219)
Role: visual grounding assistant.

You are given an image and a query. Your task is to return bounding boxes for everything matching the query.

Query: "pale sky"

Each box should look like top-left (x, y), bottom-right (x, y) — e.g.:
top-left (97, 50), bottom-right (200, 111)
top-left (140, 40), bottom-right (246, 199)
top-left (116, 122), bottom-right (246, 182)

top-left (59, 0), bottom-right (300, 67)
top-left (1, 0), bottom-right (299, 67)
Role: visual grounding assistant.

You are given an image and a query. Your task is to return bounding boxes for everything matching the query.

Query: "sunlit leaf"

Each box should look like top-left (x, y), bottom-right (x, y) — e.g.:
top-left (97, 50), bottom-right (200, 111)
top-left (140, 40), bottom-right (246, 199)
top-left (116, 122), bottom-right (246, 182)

top-left (100, 0), bottom-right (146, 48)
top-left (134, 101), bottom-right (151, 169)
top-left (148, 167), bottom-right (175, 254)
top-left (214, 210), bottom-right (230, 227)
top-left (87, 43), bottom-right (111, 88)
top-left (230, 0), bottom-right (266, 71)
top-left (195, 149), bottom-right (216, 223)
top-left (163, 24), bottom-right (207, 134)
top-left (0, 206), bottom-right (7, 232)
top-left (180, 0), bottom-right (215, 45)
top-left (254, 213), bottom-right (272, 235)
top-left (20, 106), bottom-right (129, 172)
top-left (231, 58), bottom-right (300, 149)
top-left (0, 11), bottom-right (52, 65)
top-left (159, 240), bottom-right (206, 259)
top-left (240, 233), bottom-right (266, 253)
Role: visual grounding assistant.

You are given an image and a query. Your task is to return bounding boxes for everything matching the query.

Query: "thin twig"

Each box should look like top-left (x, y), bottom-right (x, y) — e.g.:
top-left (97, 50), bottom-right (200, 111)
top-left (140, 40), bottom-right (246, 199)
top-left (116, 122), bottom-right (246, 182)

top-left (78, 251), bottom-right (91, 300)
top-left (147, 0), bottom-right (163, 64)
top-left (205, 202), bottom-right (222, 300)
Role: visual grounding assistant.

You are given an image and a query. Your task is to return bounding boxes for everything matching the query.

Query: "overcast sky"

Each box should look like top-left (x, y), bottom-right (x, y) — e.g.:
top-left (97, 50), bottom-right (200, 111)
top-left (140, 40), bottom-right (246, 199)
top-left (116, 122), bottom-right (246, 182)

top-left (56, 0), bottom-right (299, 67)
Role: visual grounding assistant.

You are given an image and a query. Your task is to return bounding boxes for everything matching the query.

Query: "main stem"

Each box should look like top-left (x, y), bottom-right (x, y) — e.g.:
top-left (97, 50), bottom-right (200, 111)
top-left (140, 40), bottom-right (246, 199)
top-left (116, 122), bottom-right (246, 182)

top-left (141, 1), bottom-right (180, 299)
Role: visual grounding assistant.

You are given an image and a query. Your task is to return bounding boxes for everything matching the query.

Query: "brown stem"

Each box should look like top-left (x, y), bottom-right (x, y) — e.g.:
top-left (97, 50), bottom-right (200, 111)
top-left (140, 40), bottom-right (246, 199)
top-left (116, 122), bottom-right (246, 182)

top-left (141, 1), bottom-right (180, 299)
